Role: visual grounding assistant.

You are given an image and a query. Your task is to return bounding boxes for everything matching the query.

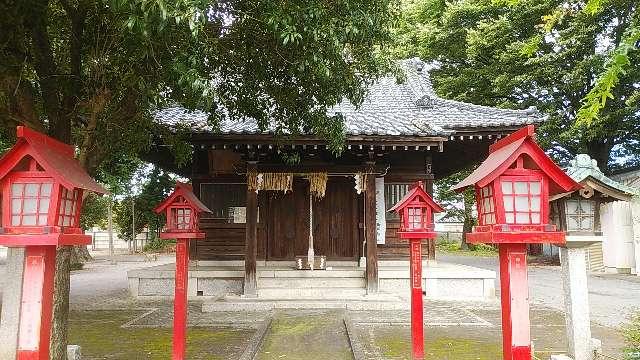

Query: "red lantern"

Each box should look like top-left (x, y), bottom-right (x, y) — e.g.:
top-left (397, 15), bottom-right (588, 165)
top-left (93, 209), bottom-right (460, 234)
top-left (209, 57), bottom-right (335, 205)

top-left (453, 125), bottom-right (581, 360)
top-left (0, 126), bottom-right (106, 360)
top-left (154, 182), bottom-right (210, 360)
top-left (155, 182), bottom-right (208, 236)
top-left (389, 181), bottom-right (444, 359)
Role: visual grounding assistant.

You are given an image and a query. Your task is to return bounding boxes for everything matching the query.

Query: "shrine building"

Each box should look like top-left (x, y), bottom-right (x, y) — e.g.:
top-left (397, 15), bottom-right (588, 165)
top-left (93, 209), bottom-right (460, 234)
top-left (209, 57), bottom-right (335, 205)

top-left (129, 58), bottom-right (541, 306)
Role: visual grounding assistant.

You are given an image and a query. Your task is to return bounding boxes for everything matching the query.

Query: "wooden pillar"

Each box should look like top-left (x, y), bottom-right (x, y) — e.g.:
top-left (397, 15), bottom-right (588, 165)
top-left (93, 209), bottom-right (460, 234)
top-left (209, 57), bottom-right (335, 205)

top-left (365, 165), bottom-right (379, 293)
top-left (244, 162), bottom-right (258, 297)
top-left (425, 157), bottom-right (436, 261)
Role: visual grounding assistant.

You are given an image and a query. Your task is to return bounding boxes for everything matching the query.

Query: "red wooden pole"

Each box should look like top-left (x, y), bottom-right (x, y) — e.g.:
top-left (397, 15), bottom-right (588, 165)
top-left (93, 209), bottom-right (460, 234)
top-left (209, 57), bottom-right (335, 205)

top-left (409, 238), bottom-right (424, 359)
top-left (173, 239), bottom-right (190, 360)
top-left (16, 245), bottom-right (56, 360)
top-left (499, 243), bottom-right (531, 360)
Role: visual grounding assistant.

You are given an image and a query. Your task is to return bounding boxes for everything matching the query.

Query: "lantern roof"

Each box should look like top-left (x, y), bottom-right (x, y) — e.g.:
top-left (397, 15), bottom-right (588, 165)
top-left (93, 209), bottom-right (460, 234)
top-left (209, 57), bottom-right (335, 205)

top-left (452, 125), bottom-right (581, 195)
top-left (555, 154), bottom-right (639, 201)
top-left (154, 182), bottom-right (211, 214)
top-left (0, 126), bottom-right (106, 194)
top-left (388, 181), bottom-right (444, 213)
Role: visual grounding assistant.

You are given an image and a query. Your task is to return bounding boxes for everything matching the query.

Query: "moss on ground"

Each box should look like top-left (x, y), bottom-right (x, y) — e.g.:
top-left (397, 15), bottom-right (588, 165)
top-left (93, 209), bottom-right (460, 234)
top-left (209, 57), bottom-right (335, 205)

top-left (623, 312), bottom-right (640, 360)
top-left (257, 311), bottom-right (352, 360)
top-left (376, 332), bottom-right (502, 359)
top-left (68, 310), bottom-right (252, 360)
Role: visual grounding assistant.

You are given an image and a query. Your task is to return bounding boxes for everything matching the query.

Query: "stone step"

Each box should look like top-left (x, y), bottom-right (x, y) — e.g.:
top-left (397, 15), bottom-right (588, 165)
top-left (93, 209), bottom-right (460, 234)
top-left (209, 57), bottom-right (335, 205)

top-left (261, 269), bottom-right (365, 278)
top-left (202, 297), bottom-right (406, 312)
top-left (256, 287), bottom-right (367, 299)
top-left (258, 277), bottom-right (365, 289)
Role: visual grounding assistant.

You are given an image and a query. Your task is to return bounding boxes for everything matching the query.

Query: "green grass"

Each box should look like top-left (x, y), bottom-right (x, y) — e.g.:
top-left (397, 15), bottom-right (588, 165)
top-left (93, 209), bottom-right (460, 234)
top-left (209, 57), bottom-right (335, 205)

top-left (624, 312), bottom-right (640, 360)
top-left (68, 310), bottom-right (252, 359)
top-left (436, 240), bottom-right (498, 257)
top-left (377, 332), bottom-right (502, 359)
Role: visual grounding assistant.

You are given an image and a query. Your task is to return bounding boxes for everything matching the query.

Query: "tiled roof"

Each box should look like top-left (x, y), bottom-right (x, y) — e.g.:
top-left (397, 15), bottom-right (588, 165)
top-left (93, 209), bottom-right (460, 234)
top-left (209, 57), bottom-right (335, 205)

top-left (565, 154), bottom-right (639, 196)
top-left (154, 58), bottom-right (543, 137)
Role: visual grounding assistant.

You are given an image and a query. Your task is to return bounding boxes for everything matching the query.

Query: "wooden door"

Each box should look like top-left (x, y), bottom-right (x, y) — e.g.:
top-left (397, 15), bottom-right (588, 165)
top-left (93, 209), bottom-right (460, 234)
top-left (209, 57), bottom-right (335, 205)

top-left (264, 180), bottom-right (309, 260)
top-left (264, 177), bottom-right (359, 260)
top-left (312, 177), bottom-right (360, 260)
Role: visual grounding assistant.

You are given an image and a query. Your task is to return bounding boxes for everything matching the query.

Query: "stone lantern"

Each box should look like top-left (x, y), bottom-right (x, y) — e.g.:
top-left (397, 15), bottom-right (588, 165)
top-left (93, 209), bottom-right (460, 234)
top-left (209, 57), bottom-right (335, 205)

top-left (0, 126), bottom-right (106, 360)
top-left (549, 154), bottom-right (637, 360)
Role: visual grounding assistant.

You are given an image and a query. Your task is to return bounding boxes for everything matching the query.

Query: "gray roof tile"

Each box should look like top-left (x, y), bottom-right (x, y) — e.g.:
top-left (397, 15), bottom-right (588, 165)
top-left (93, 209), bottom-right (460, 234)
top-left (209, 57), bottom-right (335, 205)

top-left (154, 58), bottom-right (543, 137)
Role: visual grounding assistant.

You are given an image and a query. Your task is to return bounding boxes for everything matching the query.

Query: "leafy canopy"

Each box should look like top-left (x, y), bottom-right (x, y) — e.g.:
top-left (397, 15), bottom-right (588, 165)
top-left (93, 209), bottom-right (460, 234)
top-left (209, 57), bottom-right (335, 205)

top-left (394, 0), bottom-right (639, 173)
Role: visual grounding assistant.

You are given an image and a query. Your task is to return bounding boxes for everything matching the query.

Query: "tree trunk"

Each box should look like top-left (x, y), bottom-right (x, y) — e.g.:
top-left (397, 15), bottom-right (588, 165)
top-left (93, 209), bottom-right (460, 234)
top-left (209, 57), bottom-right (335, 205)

top-left (586, 139), bottom-right (613, 175)
top-left (71, 246), bottom-right (92, 265)
top-left (50, 246), bottom-right (71, 360)
top-left (460, 189), bottom-right (476, 251)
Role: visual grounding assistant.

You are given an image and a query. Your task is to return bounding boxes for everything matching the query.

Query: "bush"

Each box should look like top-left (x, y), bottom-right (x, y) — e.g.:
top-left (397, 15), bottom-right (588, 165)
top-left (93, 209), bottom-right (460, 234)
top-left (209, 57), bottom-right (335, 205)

top-left (436, 240), bottom-right (460, 252)
top-left (143, 238), bottom-right (176, 253)
top-left (473, 243), bottom-right (498, 254)
top-left (624, 313), bottom-right (640, 360)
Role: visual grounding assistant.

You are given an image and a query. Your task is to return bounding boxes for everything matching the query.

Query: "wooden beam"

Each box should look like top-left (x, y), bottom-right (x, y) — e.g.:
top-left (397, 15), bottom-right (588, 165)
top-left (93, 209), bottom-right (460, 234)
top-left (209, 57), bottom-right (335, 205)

top-left (365, 164), bottom-right (379, 293)
top-left (244, 162), bottom-right (258, 297)
top-left (425, 167), bottom-right (436, 261)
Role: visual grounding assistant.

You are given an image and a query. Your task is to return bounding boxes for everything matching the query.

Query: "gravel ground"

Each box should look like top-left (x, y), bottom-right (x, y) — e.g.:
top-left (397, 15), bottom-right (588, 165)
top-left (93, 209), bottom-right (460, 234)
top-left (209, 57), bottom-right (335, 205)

top-left (439, 253), bottom-right (640, 328)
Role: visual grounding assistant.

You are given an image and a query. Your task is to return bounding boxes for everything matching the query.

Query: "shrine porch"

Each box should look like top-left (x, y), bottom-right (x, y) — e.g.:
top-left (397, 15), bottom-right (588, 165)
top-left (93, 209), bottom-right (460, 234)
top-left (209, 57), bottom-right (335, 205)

top-left (127, 260), bottom-right (495, 308)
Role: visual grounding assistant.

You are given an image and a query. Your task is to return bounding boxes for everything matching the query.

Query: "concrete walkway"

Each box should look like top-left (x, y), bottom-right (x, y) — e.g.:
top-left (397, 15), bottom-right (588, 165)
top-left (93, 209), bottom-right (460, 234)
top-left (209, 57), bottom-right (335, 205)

top-left (439, 253), bottom-right (640, 328)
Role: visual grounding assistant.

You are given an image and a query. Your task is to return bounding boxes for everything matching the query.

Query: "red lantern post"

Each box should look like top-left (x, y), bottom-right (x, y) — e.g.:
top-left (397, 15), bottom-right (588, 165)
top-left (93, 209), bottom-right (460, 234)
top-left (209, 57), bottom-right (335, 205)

top-left (154, 182), bottom-right (211, 360)
top-left (453, 126), bottom-right (581, 360)
top-left (0, 126), bottom-right (106, 360)
top-left (389, 181), bottom-right (444, 359)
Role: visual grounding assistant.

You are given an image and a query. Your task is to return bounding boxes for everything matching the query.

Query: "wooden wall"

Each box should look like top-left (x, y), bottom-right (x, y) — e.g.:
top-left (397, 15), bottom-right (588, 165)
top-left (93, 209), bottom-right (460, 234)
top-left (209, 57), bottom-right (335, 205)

top-left (191, 147), bottom-right (435, 261)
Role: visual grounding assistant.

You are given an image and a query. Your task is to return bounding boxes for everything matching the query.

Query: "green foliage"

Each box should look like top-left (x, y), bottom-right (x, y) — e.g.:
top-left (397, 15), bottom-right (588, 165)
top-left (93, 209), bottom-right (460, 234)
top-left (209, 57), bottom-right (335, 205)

top-left (434, 170), bottom-right (476, 247)
top-left (111, 0), bottom-right (399, 154)
top-left (578, 23), bottom-right (640, 124)
top-left (1, 0), bottom-right (398, 173)
top-left (394, 0), bottom-right (640, 173)
top-left (436, 239), bottom-right (498, 256)
top-left (143, 237), bottom-right (176, 253)
top-left (114, 167), bottom-right (175, 242)
top-left (436, 239), bottom-right (462, 252)
top-left (79, 193), bottom-right (110, 230)
top-left (625, 312), bottom-right (640, 360)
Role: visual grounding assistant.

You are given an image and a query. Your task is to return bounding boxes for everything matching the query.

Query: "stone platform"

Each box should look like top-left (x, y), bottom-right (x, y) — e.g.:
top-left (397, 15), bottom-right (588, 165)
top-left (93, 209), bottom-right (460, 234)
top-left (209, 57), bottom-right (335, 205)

top-left (127, 260), bottom-right (496, 307)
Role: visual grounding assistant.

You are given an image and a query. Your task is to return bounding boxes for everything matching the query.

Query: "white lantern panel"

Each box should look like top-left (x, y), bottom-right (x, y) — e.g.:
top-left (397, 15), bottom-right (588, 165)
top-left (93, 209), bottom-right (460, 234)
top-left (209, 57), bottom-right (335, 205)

top-left (506, 213), bottom-right (515, 223)
top-left (501, 182), bottom-right (512, 194)
top-left (25, 184), bottom-right (39, 197)
top-left (22, 215), bottom-right (36, 226)
top-left (567, 216), bottom-right (580, 230)
top-left (566, 200), bottom-right (579, 214)
top-left (530, 182), bottom-right (541, 195)
top-left (530, 197), bottom-right (541, 211)
top-left (11, 183), bottom-right (24, 196)
top-left (531, 213), bottom-right (540, 223)
top-left (504, 196), bottom-right (514, 211)
top-left (515, 196), bottom-right (529, 211)
top-left (23, 198), bottom-right (37, 213)
top-left (38, 215), bottom-right (48, 225)
top-left (516, 213), bottom-right (529, 224)
top-left (514, 182), bottom-right (528, 194)
top-left (11, 216), bottom-right (20, 226)
top-left (12, 199), bottom-right (22, 213)
top-left (39, 199), bottom-right (49, 213)
top-left (41, 183), bottom-right (52, 197)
